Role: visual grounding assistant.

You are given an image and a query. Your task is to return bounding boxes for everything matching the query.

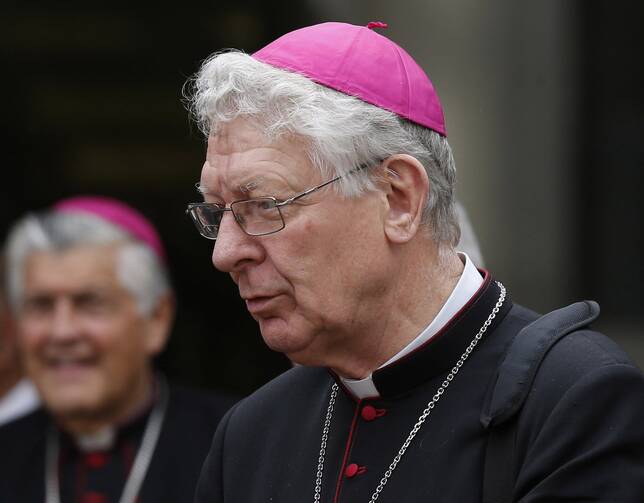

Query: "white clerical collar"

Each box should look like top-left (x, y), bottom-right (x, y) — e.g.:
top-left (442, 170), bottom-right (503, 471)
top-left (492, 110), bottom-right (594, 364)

top-left (340, 252), bottom-right (484, 399)
top-left (75, 427), bottom-right (117, 451)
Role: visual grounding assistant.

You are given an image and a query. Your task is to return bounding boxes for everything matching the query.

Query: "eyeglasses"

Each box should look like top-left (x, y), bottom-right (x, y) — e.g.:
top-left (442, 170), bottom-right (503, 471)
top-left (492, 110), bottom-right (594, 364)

top-left (186, 174), bottom-right (346, 241)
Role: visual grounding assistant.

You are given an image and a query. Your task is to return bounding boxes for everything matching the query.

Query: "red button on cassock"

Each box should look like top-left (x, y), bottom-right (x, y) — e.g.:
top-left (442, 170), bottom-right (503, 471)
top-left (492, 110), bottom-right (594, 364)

top-left (85, 453), bottom-right (107, 469)
top-left (82, 492), bottom-right (107, 503)
top-left (361, 405), bottom-right (377, 421)
top-left (345, 463), bottom-right (359, 478)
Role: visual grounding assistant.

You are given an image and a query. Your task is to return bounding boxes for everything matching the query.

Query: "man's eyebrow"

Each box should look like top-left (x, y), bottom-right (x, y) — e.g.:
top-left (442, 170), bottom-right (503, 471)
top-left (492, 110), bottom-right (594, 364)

top-left (194, 178), bottom-right (266, 198)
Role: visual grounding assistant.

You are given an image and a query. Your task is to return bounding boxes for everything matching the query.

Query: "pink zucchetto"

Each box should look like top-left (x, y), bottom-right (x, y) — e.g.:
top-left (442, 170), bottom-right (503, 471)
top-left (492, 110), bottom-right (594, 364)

top-left (253, 21), bottom-right (447, 136)
top-left (53, 196), bottom-right (167, 262)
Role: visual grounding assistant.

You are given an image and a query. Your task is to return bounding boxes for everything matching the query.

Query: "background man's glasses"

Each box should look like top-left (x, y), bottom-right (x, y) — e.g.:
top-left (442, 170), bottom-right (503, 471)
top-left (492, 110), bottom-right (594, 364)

top-left (186, 174), bottom-right (344, 241)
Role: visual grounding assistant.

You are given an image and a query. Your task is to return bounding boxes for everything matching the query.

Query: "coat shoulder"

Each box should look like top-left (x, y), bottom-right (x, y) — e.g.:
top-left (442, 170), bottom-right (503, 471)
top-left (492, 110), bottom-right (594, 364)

top-left (0, 408), bottom-right (48, 462)
top-left (220, 366), bottom-right (331, 434)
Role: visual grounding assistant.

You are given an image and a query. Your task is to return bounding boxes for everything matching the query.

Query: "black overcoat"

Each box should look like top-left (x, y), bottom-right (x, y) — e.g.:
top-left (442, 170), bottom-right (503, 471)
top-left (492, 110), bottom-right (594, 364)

top-left (196, 277), bottom-right (644, 502)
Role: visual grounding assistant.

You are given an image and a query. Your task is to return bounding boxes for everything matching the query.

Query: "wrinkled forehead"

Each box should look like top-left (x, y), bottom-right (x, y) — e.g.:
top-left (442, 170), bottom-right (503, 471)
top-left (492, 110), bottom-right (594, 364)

top-left (23, 244), bottom-right (122, 290)
top-left (201, 119), bottom-right (318, 195)
top-left (207, 118), bottom-right (273, 153)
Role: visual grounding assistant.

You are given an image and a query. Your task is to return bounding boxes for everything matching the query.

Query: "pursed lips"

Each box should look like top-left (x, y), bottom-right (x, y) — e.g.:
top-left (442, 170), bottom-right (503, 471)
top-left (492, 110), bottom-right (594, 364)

top-left (243, 294), bottom-right (282, 316)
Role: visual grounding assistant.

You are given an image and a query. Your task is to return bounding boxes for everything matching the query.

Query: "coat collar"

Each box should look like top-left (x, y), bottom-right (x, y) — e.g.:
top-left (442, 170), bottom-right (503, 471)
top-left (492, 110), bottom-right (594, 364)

top-left (332, 273), bottom-right (513, 401)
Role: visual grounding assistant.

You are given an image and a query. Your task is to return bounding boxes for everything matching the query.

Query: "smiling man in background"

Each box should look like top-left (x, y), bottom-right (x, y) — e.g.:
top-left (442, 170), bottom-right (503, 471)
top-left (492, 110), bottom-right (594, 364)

top-left (186, 22), bottom-right (644, 502)
top-left (0, 196), bottom-right (234, 503)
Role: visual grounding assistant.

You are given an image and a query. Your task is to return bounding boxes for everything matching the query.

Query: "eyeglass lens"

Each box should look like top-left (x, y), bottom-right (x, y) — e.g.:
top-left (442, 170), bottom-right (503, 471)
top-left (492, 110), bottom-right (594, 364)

top-left (191, 205), bottom-right (223, 239)
top-left (231, 198), bottom-right (283, 236)
top-left (191, 198), bottom-right (285, 239)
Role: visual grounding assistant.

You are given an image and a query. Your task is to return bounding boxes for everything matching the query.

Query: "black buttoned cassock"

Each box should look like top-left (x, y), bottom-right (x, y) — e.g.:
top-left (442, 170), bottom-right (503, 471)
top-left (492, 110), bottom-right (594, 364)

top-left (196, 276), bottom-right (644, 502)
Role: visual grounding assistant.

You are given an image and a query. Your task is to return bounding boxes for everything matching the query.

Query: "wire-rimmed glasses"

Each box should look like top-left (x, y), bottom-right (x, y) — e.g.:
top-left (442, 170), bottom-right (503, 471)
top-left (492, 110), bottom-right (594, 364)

top-left (186, 174), bottom-right (344, 240)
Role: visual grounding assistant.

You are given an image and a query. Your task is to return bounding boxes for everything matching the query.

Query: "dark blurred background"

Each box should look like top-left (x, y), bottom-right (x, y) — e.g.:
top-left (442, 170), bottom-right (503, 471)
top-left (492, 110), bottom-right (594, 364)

top-left (1, 1), bottom-right (642, 397)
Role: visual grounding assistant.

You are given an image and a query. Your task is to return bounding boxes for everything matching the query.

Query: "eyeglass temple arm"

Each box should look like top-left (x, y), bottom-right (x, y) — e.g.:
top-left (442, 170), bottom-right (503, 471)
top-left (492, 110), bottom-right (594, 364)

top-left (277, 175), bottom-right (343, 206)
top-left (278, 162), bottom-right (376, 207)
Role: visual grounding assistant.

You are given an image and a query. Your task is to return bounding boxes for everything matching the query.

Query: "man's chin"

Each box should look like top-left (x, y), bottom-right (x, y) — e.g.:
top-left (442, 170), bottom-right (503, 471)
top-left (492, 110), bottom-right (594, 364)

top-left (259, 319), bottom-right (314, 357)
top-left (41, 388), bottom-right (105, 419)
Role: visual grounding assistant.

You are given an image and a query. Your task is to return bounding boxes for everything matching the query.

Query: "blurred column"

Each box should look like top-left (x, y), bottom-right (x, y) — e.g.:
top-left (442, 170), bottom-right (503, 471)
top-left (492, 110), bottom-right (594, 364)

top-left (309, 0), bottom-right (579, 312)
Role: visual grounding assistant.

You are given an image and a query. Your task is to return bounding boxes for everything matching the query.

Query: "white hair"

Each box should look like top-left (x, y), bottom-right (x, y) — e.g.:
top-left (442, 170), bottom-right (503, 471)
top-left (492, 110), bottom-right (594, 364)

top-left (4, 212), bottom-right (171, 316)
top-left (185, 50), bottom-right (460, 246)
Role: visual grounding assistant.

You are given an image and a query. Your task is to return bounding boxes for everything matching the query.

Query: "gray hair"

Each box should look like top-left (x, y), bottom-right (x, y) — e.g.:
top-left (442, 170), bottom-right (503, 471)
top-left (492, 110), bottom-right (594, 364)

top-left (4, 212), bottom-right (171, 316)
top-left (185, 50), bottom-right (460, 246)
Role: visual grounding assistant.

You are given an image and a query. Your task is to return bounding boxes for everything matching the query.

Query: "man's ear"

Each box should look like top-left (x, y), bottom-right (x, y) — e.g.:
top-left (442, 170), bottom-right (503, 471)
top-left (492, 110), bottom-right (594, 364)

top-left (143, 293), bottom-right (175, 356)
top-left (381, 155), bottom-right (429, 243)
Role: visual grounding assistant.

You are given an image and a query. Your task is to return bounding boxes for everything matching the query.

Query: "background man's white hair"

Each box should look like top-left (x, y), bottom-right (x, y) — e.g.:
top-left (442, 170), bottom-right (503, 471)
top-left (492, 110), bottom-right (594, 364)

top-left (4, 211), bottom-right (171, 316)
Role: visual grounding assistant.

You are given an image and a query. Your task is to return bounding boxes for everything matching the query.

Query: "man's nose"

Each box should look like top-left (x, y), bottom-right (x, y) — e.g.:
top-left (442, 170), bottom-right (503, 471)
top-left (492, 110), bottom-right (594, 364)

top-left (212, 211), bottom-right (264, 273)
top-left (50, 299), bottom-right (80, 342)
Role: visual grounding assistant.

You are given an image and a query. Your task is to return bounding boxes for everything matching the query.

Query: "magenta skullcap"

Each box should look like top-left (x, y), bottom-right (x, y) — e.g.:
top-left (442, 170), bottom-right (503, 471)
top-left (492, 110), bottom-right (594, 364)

top-left (53, 195), bottom-right (166, 262)
top-left (253, 21), bottom-right (447, 136)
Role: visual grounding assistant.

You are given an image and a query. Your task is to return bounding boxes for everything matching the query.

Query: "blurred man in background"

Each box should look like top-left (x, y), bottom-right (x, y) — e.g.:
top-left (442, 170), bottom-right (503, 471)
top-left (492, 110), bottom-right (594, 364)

top-left (0, 253), bottom-right (39, 426)
top-left (0, 196), bottom-right (235, 503)
top-left (186, 22), bottom-right (644, 502)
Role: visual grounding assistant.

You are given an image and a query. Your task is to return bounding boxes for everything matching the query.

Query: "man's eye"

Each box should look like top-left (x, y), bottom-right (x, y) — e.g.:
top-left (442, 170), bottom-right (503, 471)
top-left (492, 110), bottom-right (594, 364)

top-left (258, 199), bottom-right (276, 210)
top-left (76, 295), bottom-right (113, 313)
top-left (22, 297), bottom-right (54, 316)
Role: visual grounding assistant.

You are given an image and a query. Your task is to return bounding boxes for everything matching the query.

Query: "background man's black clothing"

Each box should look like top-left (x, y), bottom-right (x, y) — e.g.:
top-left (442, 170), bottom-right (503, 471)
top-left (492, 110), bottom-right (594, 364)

top-left (0, 384), bottom-right (236, 502)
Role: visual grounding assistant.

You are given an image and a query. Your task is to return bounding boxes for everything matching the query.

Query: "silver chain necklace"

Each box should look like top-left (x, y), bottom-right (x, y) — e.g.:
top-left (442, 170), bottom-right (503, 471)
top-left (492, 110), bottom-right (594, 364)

top-left (313, 281), bottom-right (506, 503)
top-left (45, 377), bottom-right (169, 503)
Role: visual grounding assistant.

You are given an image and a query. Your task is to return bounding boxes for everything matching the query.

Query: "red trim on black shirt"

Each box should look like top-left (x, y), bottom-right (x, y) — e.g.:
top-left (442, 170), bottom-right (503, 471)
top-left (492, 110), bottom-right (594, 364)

top-left (333, 401), bottom-right (362, 503)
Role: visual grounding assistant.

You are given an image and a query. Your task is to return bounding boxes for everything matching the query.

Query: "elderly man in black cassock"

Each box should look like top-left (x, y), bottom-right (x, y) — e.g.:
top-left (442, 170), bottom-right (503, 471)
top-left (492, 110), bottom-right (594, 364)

top-left (0, 196), bottom-right (235, 503)
top-left (186, 21), bottom-right (644, 503)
